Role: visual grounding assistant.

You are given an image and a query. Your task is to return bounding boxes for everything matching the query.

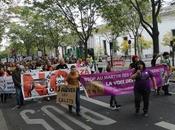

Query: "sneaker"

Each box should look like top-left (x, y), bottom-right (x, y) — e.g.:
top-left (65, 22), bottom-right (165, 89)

top-left (47, 97), bottom-right (50, 101)
top-left (76, 113), bottom-right (81, 117)
top-left (110, 106), bottom-right (116, 110)
top-left (116, 105), bottom-right (121, 109)
top-left (17, 105), bottom-right (21, 109)
top-left (165, 93), bottom-right (172, 96)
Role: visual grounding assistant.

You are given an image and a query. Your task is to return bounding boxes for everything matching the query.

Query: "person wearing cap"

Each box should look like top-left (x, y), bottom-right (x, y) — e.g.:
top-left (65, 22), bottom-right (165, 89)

top-left (66, 65), bottom-right (81, 116)
top-left (131, 60), bottom-right (157, 117)
top-left (12, 64), bottom-right (24, 108)
top-left (129, 55), bottom-right (140, 69)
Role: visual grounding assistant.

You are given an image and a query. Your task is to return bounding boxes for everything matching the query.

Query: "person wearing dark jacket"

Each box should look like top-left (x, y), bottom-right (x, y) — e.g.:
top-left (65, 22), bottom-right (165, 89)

top-left (12, 64), bottom-right (23, 108)
top-left (56, 58), bottom-right (68, 70)
top-left (106, 62), bottom-right (121, 110)
top-left (129, 55), bottom-right (139, 69)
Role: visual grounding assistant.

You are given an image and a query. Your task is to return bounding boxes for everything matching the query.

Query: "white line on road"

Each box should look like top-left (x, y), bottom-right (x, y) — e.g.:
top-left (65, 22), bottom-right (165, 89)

top-left (155, 121), bottom-right (175, 130)
top-left (20, 110), bottom-right (54, 130)
top-left (60, 103), bottom-right (116, 126)
top-left (41, 105), bottom-right (92, 130)
top-left (0, 110), bottom-right (8, 130)
top-left (80, 96), bottom-right (109, 109)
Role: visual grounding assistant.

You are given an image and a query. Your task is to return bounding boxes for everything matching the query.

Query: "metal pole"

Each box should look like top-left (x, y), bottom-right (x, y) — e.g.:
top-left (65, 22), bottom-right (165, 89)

top-left (170, 41), bottom-right (174, 66)
top-left (173, 46), bottom-right (175, 66)
top-left (128, 40), bottom-right (132, 63)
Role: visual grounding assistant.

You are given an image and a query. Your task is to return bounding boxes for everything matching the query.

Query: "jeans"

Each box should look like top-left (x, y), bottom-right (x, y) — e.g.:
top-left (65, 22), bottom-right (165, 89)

top-left (69, 88), bottom-right (80, 113)
top-left (15, 87), bottom-right (24, 106)
top-left (110, 95), bottom-right (118, 107)
top-left (0, 93), bottom-right (7, 103)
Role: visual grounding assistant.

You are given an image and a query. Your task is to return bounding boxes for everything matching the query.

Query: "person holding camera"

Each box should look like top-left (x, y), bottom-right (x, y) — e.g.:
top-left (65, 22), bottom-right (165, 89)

top-left (131, 61), bottom-right (157, 117)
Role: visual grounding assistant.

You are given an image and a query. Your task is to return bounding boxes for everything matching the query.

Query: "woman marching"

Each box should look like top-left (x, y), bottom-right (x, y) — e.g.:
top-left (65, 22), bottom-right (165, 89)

top-left (131, 61), bottom-right (157, 117)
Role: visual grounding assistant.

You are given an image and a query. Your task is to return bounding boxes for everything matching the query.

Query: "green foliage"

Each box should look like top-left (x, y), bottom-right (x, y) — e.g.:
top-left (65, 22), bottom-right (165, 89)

top-left (120, 39), bottom-right (129, 53)
top-left (101, 1), bottom-right (127, 36)
top-left (128, 0), bottom-right (163, 54)
top-left (38, 0), bottom-right (106, 58)
top-left (138, 35), bottom-right (152, 49)
top-left (162, 32), bottom-right (173, 46)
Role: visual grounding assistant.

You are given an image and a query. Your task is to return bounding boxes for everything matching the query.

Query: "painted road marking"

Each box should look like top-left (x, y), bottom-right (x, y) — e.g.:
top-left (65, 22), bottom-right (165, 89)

top-left (41, 105), bottom-right (92, 130)
top-left (155, 121), bottom-right (175, 130)
top-left (81, 96), bottom-right (109, 109)
top-left (0, 110), bottom-right (8, 130)
top-left (20, 110), bottom-right (54, 130)
top-left (60, 104), bottom-right (116, 125)
top-left (20, 96), bottom-right (116, 129)
top-left (81, 106), bottom-right (116, 125)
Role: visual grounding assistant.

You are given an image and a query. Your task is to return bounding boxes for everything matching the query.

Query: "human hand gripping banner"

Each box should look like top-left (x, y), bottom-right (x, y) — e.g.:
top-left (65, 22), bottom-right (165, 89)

top-left (80, 65), bottom-right (168, 97)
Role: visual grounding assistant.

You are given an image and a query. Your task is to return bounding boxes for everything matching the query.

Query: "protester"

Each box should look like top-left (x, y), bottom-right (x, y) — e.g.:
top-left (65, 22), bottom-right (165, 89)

top-left (66, 65), bottom-right (81, 116)
top-left (106, 62), bottom-right (121, 110)
top-left (157, 52), bottom-right (172, 96)
top-left (12, 64), bottom-right (24, 108)
top-left (151, 54), bottom-right (160, 67)
top-left (0, 68), bottom-right (7, 103)
top-left (131, 60), bottom-right (157, 117)
top-left (129, 55), bottom-right (139, 69)
top-left (56, 58), bottom-right (68, 70)
top-left (90, 59), bottom-right (96, 74)
top-left (97, 57), bottom-right (103, 73)
top-left (76, 58), bottom-right (84, 67)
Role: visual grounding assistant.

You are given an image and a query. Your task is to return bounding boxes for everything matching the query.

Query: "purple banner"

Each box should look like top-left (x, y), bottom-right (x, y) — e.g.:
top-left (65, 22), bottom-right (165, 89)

top-left (80, 65), bottom-right (167, 97)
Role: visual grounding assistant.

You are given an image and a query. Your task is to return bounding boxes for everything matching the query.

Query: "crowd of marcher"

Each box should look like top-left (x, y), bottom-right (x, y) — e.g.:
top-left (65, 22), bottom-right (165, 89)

top-left (0, 52), bottom-right (174, 117)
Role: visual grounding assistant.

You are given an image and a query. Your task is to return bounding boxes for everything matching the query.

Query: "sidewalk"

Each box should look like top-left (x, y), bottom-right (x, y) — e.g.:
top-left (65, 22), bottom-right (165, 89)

top-left (0, 109), bottom-right (8, 130)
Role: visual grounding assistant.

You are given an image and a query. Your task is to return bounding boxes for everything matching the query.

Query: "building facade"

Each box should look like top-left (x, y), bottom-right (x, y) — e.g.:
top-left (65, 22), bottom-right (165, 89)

top-left (87, 3), bottom-right (175, 58)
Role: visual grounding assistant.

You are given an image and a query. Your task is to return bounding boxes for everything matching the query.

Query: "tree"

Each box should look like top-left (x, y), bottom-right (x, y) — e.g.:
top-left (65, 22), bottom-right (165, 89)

top-left (138, 35), bottom-right (152, 55)
top-left (162, 31), bottom-right (173, 46)
top-left (0, 1), bottom-right (10, 44)
top-left (38, 0), bottom-right (106, 59)
top-left (100, 1), bottom-right (146, 57)
top-left (100, 1), bottom-right (127, 54)
top-left (121, 39), bottom-right (129, 56)
top-left (8, 23), bottom-right (35, 56)
top-left (128, 0), bottom-right (162, 55)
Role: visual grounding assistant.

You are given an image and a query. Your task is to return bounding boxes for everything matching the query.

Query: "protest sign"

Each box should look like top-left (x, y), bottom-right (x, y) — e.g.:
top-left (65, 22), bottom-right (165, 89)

top-left (21, 70), bottom-right (68, 100)
top-left (0, 76), bottom-right (15, 94)
top-left (56, 85), bottom-right (76, 105)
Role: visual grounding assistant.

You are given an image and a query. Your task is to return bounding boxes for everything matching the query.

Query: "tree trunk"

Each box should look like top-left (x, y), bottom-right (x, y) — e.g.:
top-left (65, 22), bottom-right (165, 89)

top-left (55, 45), bottom-right (59, 58)
top-left (26, 48), bottom-right (30, 56)
top-left (134, 35), bottom-right (137, 55)
top-left (43, 45), bottom-right (46, 55)
top-left (84, 41), bottom-right (88, 60)
top-left (152, 16), bottom-right (159, 55)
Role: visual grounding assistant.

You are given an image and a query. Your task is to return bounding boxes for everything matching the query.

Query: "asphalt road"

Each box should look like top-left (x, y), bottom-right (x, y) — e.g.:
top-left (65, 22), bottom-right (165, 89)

top-left (1, 84), bottom-right (175, 130)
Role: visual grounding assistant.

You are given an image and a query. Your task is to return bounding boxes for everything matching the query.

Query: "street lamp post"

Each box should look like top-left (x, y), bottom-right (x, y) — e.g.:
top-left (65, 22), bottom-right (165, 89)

top-left (110, 41), bottom-right (113, 66)
top-left (128, 40), bottom-right (132, 63)
top-left (170, 40), bottom-right (175, 66)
